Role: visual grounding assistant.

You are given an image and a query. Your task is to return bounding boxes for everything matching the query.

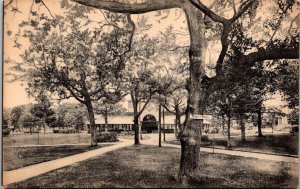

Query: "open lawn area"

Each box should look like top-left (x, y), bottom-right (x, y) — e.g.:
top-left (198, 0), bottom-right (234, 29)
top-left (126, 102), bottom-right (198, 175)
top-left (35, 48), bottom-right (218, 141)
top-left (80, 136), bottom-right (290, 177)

top-left (3, 132), bottom-right (92, 146)
top-left (3, 144), bottom-right (110, 171)
top-left (7, 145), bottom-right (298, 188)
top-left (167, 133), bottom-right (298, 156)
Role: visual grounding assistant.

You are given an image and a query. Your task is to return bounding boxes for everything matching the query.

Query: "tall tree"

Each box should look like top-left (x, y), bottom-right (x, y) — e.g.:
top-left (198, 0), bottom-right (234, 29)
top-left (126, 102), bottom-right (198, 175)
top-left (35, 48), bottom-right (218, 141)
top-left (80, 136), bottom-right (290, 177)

top-left (275, 60), bottom-right (299, 109)
top-left (30, 91), bottom-right (56, 130)
top-left (53, 103), bottom-right (88, 132)
top-left (124, 59), bottom-right (161, 144)
top-left (72, 0), bottom-right (299, 181)
top-left (9, 106), bottom-right (24, 131)
top-left (9, 2), bottom-right (133, 146)
top-left (19, 111), bottom-right (39, 134)
top-left (288, 109), bottom-right (299, 125)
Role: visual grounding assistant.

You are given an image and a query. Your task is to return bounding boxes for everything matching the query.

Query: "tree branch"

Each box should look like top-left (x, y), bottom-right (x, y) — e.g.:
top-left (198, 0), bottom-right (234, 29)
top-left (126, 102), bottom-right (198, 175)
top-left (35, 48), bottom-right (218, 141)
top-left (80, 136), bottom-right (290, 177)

top-left (239, 46), bottom-right (299, 67)
top-left (189, 0), bottom-right (227, 24)
top-left (71, 0), bottom-right (182, 14)
top-left (64, 85), bottom-right (86, 104)
top-left (230, 0), bottom-right (257, 22)
top-left (4, 0), bottom-right (14, 8)
top-left (161, 103), bottom-right (176, 115)
top-left (137, 96), bottom-right (151, 118)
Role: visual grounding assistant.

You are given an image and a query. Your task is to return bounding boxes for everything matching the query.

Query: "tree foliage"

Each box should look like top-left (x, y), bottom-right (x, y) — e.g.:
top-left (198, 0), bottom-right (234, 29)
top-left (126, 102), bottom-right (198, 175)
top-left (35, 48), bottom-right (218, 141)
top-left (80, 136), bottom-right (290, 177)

top-left (288, 109), bottom-right (299, 125)
top-left (30, 91), bottom-right (56, 127)
top-left (274, 60), bottom-right (299, 109)
top-left (9, 105), bottom-right (24, 130)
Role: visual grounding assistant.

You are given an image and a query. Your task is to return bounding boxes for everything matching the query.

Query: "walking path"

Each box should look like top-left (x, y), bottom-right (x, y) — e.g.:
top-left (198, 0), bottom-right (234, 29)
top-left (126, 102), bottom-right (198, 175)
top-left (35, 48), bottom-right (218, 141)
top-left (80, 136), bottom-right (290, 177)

top-left (141, 134), bottom-right (299, 164)
top-left (3, 139), bottom-right (133, 186)
top-left (162, 143), bottom-right (298, 164)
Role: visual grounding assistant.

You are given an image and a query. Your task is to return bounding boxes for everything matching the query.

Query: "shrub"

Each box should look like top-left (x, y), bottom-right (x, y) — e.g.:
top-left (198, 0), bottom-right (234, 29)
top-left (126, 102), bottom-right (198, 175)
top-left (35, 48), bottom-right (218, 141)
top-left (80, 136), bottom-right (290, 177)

top-left (96, 132), bottom-right (118, 142)
top-left (201, 135), bottom-right (209, 142)
top-left (53, 127), bottom-right (60, 133)
top-left (3, 128), bottom-right (11, 136)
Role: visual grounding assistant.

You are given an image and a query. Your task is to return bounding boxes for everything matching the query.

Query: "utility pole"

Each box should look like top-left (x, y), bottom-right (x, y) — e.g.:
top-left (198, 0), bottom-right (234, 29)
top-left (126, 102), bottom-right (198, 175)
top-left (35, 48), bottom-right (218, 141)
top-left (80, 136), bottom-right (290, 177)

top-left (158, 102), bottom-right (162, 147)
top-left (158, 65), bottom-right (162, 147)
top-left (163, 107), bottom-right (165, 141)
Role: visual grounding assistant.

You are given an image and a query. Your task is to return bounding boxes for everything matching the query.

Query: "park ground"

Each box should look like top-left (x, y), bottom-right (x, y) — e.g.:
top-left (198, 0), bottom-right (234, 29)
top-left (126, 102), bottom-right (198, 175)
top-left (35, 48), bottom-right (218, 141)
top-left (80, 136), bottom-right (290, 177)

top-left (3, 130), bottom-right (299, 188)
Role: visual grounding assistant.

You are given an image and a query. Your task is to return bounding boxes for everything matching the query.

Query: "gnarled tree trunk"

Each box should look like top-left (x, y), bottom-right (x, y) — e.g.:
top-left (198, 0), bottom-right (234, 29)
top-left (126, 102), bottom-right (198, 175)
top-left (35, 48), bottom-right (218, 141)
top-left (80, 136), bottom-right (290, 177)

top-left (86, 101), bottom-right (97, 146)
top-left (177, 3), bottom-right (205, 183)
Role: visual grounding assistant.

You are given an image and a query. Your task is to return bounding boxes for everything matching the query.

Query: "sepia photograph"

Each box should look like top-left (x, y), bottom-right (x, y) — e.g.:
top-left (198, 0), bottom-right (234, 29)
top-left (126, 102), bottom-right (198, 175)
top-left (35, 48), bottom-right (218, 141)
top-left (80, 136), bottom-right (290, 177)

top-left (2, 0), bottom-right (299, 188)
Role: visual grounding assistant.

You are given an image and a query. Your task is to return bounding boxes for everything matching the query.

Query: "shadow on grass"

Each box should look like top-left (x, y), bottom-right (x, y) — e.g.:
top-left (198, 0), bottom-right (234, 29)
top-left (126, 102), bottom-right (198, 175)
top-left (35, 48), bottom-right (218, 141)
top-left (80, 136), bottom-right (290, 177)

top-left (3, 144), bottom-right (111, 171)
top-left (167, 134), bottom-right (298, 155)
top-left (7, 145), bottom-right (298, 188)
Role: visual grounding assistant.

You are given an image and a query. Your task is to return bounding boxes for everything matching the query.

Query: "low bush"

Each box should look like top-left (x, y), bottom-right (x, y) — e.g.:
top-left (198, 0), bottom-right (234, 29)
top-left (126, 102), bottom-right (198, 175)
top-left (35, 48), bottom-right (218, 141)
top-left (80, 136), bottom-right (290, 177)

top-left (53, 127), bottom-right (76, 133)
top-left (96, 132), bottom-right (118, 142)
top-left (201, 135), bottom-right (209, 142)
top-left (3, 128), bottom-right (11, 136)
top-left (61, 128), bottom-right (76, 133)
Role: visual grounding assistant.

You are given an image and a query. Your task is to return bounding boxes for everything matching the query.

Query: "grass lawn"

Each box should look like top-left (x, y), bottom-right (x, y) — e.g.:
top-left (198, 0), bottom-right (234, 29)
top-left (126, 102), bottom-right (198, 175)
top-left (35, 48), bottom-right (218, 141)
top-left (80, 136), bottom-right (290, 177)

top-left (3, 144), bottom-right (111, 171)
top-left (167, 133), bottom-right (298, 156)
top-left (3, 132), bottom-right (92, 146)
top-left (7, 145), bottom-right (298, 188)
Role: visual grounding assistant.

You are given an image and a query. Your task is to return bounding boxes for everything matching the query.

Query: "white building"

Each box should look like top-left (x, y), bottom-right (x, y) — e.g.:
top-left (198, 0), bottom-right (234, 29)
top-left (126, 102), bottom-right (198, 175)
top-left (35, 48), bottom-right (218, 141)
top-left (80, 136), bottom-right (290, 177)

top-left (92, 95), bottom-right (183, 133)
top-left (92, 95), bottom-right (213, 133)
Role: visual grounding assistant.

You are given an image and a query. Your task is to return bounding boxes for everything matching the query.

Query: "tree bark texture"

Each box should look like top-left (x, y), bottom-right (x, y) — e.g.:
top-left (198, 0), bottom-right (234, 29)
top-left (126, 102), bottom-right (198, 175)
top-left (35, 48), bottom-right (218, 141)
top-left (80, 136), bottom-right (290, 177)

top-left (240, 115), bottom-right (246, 142)
top-left (86, 102), bottom-right (97, 146)
top-left (177, 3), bottom-right (205, 182)
top-left (133, 116), bottom-right (140, 145)
top-left (257, 108), bottom-right (263, 137)
top-left (132, 93), bottom-right (140, 145)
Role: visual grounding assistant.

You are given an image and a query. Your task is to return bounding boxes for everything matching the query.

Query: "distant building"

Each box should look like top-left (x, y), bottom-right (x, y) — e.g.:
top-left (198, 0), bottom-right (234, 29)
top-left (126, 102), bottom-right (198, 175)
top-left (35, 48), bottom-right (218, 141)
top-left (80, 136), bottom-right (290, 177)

top-left (90, 95), bottom-right (212, 133)
top-left (276, 106), bottom-right (292, 128)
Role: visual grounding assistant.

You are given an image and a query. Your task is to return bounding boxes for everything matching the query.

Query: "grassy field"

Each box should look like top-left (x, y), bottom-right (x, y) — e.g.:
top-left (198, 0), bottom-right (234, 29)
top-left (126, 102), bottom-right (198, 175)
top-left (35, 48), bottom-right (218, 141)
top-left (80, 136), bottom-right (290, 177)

top-left (3, 132), bottom-right (92, 146)
top-left (3, 144), bottom-right (110, 171)
top-left (167, 133), bottom-right (298, 155)
top-left (7, 145), bottom-right (298, 188)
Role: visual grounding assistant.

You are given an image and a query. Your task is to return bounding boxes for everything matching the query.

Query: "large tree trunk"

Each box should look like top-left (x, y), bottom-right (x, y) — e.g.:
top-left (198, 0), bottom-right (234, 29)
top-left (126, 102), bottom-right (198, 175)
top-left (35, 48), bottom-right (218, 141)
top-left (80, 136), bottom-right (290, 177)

top-left (227, 113), bottom-right (231, 147)
top-left (86, 102), bottom-right (97, 146)
top-left (240, 114), bottom-right (246, 142)
top-left (177, 3), bottom-right (205, 183)
top-left (257, 107), bottom-right (263, 137)
top-left (133, 116), bottom-right (140, 145)
top-left (131, 93), bottom-right (140, 145)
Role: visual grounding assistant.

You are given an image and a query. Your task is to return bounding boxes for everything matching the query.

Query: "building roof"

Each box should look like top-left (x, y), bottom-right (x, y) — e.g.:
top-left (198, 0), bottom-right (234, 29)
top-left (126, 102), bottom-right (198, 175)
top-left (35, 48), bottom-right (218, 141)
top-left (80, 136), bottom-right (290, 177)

top-left (95, 114), bottom-right (178, 124)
